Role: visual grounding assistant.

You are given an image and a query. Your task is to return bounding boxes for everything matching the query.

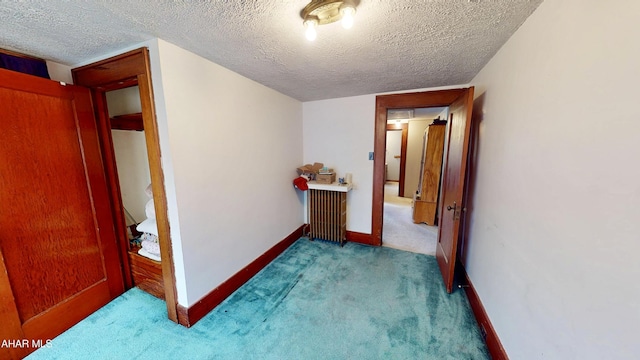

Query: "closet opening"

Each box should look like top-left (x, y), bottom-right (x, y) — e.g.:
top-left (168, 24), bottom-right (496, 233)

top-left (72, 48), bottom-right (179, 322)
top-left (373, 87), bottom-right (475, 293)
top-left (105, 86), bottom-right (164, 298)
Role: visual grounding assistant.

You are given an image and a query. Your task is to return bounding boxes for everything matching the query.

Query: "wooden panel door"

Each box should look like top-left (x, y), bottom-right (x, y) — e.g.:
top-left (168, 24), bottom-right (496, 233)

top-left (0, 69), bottom-right (123, 359)
top-left (436, 87), bottom-right (474, 293)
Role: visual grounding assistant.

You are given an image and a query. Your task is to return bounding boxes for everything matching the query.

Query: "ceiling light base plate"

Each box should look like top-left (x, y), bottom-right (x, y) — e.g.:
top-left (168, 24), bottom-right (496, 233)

top-left (301, 0), bottom-right (358, 25)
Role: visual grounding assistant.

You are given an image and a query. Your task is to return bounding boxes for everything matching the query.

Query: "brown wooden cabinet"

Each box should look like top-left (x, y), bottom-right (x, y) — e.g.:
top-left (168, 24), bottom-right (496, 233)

top-left (412, 120), bottom-right (446, 225)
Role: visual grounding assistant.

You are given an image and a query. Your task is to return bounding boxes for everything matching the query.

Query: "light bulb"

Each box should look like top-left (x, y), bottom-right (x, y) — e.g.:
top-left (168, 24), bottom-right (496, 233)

top-left (304, 19), bottom-right (317, 41)
top-left (341, 6), bottom-right (355, 29)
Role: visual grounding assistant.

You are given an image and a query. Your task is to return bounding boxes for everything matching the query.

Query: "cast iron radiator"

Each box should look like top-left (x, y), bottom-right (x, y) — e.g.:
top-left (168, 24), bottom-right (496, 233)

top-left (308, 189), bottom-right (347, 245)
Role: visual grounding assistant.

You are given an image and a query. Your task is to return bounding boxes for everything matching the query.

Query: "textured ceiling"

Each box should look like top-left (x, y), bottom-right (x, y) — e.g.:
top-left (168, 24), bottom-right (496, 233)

top-left (0, 0), bottom-right (543, 101)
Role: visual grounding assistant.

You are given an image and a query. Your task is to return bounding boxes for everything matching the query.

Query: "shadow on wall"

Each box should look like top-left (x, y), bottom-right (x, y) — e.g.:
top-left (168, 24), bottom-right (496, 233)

top-left (460, 91), bottom-right (486, 266)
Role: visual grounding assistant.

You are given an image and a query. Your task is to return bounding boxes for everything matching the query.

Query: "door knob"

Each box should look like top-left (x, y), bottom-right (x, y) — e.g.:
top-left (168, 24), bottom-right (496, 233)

top-left (446, 202), bottom-right (464, 220)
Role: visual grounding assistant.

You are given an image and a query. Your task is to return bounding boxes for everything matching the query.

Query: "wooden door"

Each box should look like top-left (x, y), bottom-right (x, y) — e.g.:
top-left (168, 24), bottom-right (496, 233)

top-left (0, 69), bottom-right (123, 359)
top-left (436, 87), bottom-right (474, 293)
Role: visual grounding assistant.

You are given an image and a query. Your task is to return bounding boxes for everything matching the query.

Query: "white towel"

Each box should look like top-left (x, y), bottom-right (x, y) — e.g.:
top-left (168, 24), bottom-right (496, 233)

top-left (138, 248), bottom-right (161, 262)
top-left (140, 232), bottom-right (158, 244)
top-left (141, 240), bottom-right (160, 256)
top-left (145, 199), bottom-right (156, 219)
top-left (136, 218), bottom-right (158, 236)
top-left (145, 183), bottom-right (153, 198)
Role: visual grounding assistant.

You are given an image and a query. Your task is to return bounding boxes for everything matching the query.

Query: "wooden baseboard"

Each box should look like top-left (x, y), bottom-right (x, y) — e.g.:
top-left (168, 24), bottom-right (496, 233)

top-left (177, 225), bottom-right (304, 327)
top-left (346, 230), bottom-right (377, 246)
top-left (461, 266), bottom-right (509, 360)
top-left (301, 224), bottom-right (376, 247)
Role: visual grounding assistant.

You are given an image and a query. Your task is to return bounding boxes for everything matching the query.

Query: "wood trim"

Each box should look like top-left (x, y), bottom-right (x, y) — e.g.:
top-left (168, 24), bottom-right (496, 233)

top-left (346, 231), bottom-right (376, 246)
top-left (72, 51), bottom-right (146, 88)
top-left (399, 124), bottom-right (408, 196)
top-left (461, 266), bottom-right (509, 360)
top-left (0, 48), bottom-right (45, 62)
top-left (138, 68), bottom-right (179, 322)
top-left (385, 123), bottom-right (408, 197)
top-left (72, 47), bottom-right (179, 323)
top-left (373, 89), bottom-right (467, 246)
top-left (93, 89), bottom-right (134, 291)
top-left (302, 228), bottom-right (375, 246)
top-left (177, 225), bottom-right (305, 327)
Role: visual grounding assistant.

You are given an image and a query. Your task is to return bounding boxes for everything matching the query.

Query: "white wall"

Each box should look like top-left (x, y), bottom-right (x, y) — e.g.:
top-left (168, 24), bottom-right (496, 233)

top-left (385, 130), bottom-right (402, 181)
top-left (465, 0), bottom-right (640, 358)
top-left (46, 60), bottom-right (73, 83)
top-left (303, 95), bottom-right (375, 234)
top-left (404, 119), bottom-right (430, 197)
top-left (66, 39), bottom-right (303, 308)
top-left (106, 86), bottom-right (141, 116)
top-left (107, 86), bottom-right (151, 224)
top-left (111, 130), bottom-right (151, 223)
top-left (155, 39), bottom-right (303, 306)
top-left (303, 86), bottom-right (465, 234)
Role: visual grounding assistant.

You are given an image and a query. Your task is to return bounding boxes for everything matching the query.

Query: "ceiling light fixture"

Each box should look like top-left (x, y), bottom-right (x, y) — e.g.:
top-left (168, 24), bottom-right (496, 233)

top-left (301, 0), bottom-right (358, 41)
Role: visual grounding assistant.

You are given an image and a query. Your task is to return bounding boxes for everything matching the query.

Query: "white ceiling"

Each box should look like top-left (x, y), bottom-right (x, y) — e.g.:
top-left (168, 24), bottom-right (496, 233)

top-left (0, 0), bottom-right (543, 102)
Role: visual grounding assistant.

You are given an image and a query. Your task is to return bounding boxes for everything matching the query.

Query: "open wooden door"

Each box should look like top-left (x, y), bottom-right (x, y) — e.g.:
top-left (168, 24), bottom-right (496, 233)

top-left (436, 87), bottom-right (474, 293)
top-left (0, 69), bottom-right (123, 359)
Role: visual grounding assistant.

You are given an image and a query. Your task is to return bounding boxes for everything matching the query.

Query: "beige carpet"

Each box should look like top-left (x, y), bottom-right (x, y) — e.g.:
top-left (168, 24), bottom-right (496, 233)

top-left (382, 182), bottom-right (438, 255)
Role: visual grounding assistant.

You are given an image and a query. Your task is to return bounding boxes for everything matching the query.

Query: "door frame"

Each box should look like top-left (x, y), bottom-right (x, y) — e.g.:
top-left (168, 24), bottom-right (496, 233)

top-left (385, 123), bottom-right (408, 196)
top-left (72, 48), bottom-right (179, 323)
top-left (372, 88), bottom-right (467, 245)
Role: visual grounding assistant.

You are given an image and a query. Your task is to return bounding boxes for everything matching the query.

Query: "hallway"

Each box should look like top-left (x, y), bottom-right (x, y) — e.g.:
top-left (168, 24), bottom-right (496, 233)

top-left (382, 182), bottom-right (437, 255)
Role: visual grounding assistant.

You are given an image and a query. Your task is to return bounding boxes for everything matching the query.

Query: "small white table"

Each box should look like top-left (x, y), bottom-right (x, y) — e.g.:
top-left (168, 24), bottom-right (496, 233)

top-left (306, 181), bottom-right (353, 192)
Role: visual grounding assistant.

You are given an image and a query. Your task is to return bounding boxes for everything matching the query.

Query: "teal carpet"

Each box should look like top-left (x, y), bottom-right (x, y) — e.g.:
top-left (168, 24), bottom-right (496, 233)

top-left (27, 238), bottom-right (489, 359)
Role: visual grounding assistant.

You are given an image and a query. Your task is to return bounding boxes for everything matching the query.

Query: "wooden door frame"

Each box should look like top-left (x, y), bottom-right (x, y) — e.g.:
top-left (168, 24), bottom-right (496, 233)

top-left (385, 123), bottom-right (408, 196)
top-left (372, 89), bottom-right (467, 245)
top-left (72, 48), bottom-right (179, 323)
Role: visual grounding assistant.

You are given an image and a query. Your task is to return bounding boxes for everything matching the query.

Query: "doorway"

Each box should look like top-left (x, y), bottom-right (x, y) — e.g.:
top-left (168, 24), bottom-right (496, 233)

top-left (106, 86), bottom-right (151, 233)
top-left (382, 107), bottom-right (448, 255)
top-left (104, 85), bottom-right (166, 300)
top-left (72, 48), bottom-right (179, 321)
top-left (384, 122), bottom-right (407, 194)
top-left (373, 88), bottom-right (475, 292)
